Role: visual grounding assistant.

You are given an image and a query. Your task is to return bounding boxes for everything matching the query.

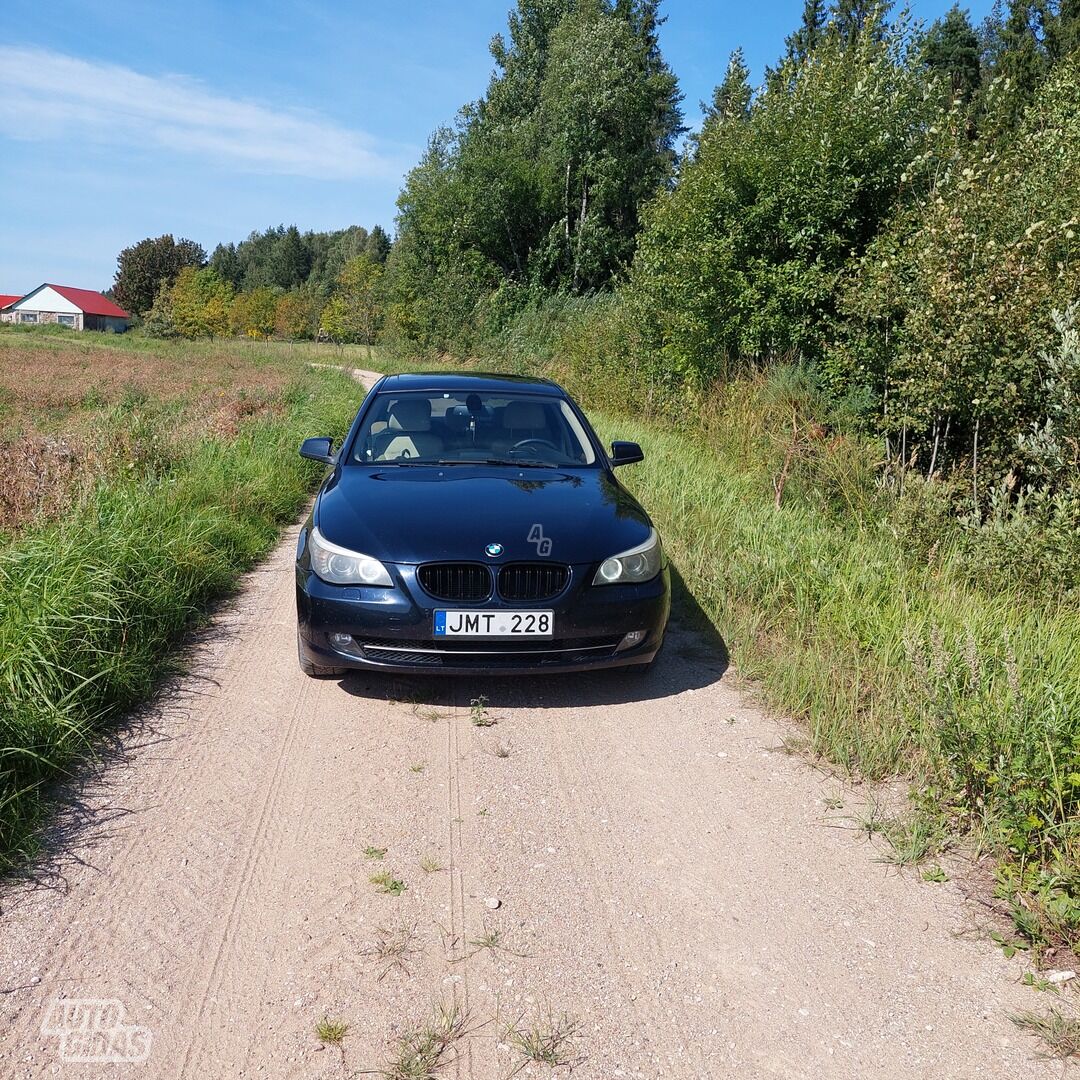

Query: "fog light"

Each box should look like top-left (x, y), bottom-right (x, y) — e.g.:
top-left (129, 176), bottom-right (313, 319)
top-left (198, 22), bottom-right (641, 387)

top-left (617, 629), bottom-right (646, 651)
top-left (329, 632), bottom-right (355, 651)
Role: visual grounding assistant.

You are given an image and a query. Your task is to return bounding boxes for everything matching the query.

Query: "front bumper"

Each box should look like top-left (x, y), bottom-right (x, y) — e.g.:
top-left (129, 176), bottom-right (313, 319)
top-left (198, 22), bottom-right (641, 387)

top-left (296, 560), bottom-right (670, 675)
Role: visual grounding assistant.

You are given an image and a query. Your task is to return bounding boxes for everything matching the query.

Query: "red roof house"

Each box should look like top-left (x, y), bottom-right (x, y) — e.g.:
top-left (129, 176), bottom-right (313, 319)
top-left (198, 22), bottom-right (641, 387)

top-left (4, 284), bottom-right (130, 332)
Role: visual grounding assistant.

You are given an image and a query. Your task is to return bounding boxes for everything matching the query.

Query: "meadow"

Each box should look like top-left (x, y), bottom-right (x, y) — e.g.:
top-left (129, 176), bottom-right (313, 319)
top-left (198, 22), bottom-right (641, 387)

top-left (0, 326), bottom-right (365, 866)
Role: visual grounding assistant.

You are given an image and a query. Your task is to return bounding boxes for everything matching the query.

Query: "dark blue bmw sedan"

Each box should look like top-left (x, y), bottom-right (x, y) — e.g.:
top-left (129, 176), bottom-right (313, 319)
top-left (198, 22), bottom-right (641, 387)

top-left (295, 372), bottom-right (670, 677)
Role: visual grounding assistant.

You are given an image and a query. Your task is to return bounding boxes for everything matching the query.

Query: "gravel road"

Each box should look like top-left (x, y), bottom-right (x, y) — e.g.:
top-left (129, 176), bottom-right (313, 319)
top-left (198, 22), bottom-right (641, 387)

top-left (0, 370), bottom-right (1055, 1079)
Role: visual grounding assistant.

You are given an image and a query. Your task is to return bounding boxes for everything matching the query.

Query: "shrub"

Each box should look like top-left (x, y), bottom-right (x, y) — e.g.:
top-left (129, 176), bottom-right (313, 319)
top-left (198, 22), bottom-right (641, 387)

top-left (836, 56), bottom-right (1080, 488)
top-left (625, 20), bottom-right (938, 390)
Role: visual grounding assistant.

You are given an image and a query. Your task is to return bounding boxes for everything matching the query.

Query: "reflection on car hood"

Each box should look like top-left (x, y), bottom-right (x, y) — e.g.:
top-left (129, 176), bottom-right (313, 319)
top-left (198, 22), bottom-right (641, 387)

top-left (314, 466), bottom-right (652, 564)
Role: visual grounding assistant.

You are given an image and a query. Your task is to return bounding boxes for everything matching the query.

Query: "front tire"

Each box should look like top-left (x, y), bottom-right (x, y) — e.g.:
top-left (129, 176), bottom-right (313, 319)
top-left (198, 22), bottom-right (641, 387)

top-left (297, 632), bottom-right (347, 678)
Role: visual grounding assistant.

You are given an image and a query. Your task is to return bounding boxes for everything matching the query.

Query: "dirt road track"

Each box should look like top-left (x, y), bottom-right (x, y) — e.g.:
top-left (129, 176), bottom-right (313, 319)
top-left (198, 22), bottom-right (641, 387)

top-left (0, 370), bottom-right (1056, 1078)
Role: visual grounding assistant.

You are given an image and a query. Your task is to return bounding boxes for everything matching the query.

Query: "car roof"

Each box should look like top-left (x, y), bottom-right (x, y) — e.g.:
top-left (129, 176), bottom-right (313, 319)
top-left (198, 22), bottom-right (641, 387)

top-left (377, 371), bottom-right (565, 397)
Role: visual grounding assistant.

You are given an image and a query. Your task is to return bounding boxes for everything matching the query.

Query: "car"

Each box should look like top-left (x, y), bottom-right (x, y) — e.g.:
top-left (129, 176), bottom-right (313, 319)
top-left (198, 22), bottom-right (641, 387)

top-left (295, 372), bottom-right (670, 677)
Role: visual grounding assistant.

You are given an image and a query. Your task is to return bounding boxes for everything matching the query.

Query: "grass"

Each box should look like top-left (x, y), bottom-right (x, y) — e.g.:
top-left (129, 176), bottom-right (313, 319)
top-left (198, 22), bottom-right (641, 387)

top-left (370, 871), bottom-right (408, 895)
top-left (1012, 1009), bottom-right (1080, 1057)
top-left (0, 331), bottom-right (363, 869)
top-left (462, 926), bottom-right (529, 960)
top-left (376, 996), bottom-right (470, 1079)
top-left (876, 814), bottom-right (947, 868)
top-left (364, 845), bottom-right (388, 860)
top-left (419, 854), bottom-right (443, 873)
top-left (315, 1017), bottom-right (349, 1045)
top-left (363, 922), bottom-right (419, 980)
top-left (502, 1007), bottom-right (581, 1074)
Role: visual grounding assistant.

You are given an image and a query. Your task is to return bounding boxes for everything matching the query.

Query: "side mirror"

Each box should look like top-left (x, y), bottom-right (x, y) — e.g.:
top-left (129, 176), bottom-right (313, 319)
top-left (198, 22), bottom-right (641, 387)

top-left (299, 436), bottom-right (335, 465)
top-left (610, 440), bottom-right (644, 467)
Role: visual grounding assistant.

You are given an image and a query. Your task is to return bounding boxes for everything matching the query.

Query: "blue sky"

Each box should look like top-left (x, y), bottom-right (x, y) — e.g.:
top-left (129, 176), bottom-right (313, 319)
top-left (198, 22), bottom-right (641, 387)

top-left (0, 0), bottom-right (990, 293)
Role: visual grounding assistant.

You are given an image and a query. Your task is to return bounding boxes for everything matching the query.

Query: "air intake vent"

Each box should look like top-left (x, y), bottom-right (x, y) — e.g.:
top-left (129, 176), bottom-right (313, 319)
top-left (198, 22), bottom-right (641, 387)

top-left (417, 563), bottom-right (492, 602)
top-left (497, 563), bottom-right (570, 602)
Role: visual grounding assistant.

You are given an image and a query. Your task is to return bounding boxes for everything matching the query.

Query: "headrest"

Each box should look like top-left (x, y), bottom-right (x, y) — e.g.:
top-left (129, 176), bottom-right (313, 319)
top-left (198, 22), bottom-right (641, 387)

top-left (501, 401), bottom-right (547, 429)
top-left (444, 405), bottom-right (471, 432)
top-left (388, 398), bottom-right (432, 432)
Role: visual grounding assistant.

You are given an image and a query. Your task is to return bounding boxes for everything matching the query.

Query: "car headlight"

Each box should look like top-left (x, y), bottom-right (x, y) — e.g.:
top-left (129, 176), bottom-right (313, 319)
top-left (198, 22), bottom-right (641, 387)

top-left (592, 528), bottom-right (663, 585)
top-left (308, 527), bottom-right (393, 586)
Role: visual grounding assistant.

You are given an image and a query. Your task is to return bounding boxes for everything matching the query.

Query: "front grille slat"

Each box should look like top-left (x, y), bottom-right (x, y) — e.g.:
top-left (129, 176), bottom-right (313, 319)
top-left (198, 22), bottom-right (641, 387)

top-left (497, 563), bottom-right (570, 602)
top-left (418, 563), bottom-right (492, 602)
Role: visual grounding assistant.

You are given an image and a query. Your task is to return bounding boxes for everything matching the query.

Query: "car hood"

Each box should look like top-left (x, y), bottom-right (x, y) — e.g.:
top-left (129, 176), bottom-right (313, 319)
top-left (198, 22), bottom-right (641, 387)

top-left (314, 466), bottom-right (652, 564)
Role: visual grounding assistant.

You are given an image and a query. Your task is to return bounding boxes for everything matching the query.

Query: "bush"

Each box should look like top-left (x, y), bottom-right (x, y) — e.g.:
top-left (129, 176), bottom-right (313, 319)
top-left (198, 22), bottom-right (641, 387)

top-left (836, 56), bottom-right (1080, 488)
top-left (625, 21), bottom-right (938, 390)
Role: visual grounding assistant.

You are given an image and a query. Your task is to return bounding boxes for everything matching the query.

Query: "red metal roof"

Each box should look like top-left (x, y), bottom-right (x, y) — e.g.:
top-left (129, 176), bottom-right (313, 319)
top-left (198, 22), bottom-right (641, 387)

top-left (45, 285), bottom-right (129, 318)
top-left (0, 294), bottom-right (21, 309)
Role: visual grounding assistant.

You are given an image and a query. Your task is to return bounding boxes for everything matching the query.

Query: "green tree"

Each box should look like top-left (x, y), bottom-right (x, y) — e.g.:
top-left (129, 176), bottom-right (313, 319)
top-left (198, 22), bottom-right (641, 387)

top-left (321, 256), bottom-right (384, 344)
top-left (830, 0), bottom-right (893, 48)
top-left (995, 0), bottom-right (1049, 114)
top-left (113, 234), bottom-right (206, 316)
top-left (786, 0), bottom-right (828, 62)
top-left (170, 267), bottom-right (233, 340)
top-left (271, 225), bottom-right (310, 289)
top-left (626, 22), bottom-right (936, 382)
top-left (141, 280), bottom-right (177, 338)
top-left (229, 287), bottom-right (278, 338)
top-left (387, 0), bottom-right (682, 346)
top-left (923, 5), bottom-right (983, 101)
top-left (275, 288), bottom-right (323, 340)
top-left (837, 52), bottom-right (1080, 487)
top-left (364, 225), bottom-right (393, 264)
top-left (703, 48), bottom-right (753, 128)
top-left (209, 242), bottom-right (243, 289)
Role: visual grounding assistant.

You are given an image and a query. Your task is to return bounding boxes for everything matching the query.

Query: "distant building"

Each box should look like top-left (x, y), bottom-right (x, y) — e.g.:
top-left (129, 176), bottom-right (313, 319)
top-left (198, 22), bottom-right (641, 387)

top-left (1, 284), bottom-right (129, 332)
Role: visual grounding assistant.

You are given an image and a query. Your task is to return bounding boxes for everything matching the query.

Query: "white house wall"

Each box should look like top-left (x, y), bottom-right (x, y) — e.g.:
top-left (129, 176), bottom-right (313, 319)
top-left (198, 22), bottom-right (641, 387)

top-left (11, 286), bottom-right (82, 314)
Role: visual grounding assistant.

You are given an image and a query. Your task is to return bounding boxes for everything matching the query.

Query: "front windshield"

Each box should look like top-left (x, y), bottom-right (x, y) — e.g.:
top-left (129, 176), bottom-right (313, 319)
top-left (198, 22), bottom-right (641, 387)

top-left (349, 390), bottom-right (598, 467)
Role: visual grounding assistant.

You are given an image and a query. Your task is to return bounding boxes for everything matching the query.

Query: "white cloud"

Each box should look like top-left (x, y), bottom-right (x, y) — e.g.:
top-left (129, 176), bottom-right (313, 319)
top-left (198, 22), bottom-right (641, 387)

top-left (0, 46), bottom-right (396, 180)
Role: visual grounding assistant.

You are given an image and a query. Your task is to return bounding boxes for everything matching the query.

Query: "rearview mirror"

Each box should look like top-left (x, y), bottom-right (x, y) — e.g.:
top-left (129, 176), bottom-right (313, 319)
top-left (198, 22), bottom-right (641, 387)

top-left (299, 436), bottom-right (335, 465)
top-left (610, 440), bottom-right (644, 467)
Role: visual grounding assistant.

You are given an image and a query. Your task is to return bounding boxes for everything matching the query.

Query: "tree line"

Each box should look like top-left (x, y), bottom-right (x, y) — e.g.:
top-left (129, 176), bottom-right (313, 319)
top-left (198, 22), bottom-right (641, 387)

top-left (110, 0), bottom-right (1080, 510)
top-left (382, 0), bottom-right (1080, 511)
top-left (112, 224), bottom-right (391, 343)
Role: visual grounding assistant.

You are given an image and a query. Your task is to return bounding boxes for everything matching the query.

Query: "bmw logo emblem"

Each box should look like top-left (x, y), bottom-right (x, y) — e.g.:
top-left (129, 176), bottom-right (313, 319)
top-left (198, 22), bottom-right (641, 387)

top-left (484, 542), bottom-right (504, 558)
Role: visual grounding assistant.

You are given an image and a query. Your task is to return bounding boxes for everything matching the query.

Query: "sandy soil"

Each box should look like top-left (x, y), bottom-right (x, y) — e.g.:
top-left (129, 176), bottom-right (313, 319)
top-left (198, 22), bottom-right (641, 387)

top-left (0, 370), bottom-right (1058, 1078)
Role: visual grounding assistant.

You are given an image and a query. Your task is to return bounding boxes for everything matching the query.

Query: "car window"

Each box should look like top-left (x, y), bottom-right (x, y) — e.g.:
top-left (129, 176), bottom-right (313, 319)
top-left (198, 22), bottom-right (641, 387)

top-left (350, 391), bottom-right (597, 466)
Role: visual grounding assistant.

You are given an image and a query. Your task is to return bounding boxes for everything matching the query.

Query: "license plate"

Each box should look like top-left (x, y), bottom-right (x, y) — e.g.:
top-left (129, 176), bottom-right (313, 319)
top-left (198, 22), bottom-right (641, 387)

top-left (434, 610), bottom-right (554, 637)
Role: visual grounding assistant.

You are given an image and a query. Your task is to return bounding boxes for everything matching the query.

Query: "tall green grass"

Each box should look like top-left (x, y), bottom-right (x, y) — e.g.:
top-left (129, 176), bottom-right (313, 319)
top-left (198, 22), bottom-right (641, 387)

top-left (0, 367), bottom-right (360, 867)
top-left (597, 392), bottom-right (1080, 950)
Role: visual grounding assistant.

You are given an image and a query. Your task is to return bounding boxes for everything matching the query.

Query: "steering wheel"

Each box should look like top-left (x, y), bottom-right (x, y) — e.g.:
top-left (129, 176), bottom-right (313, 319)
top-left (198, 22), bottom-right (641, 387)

top-left (511, 438), bottom-right (561, 455)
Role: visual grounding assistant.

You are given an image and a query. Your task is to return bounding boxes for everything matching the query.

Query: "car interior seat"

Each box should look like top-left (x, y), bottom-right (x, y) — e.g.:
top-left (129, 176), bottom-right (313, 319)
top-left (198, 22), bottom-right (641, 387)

top-left (374, 398), bottom-right (444, 460)
top-left (495, 400), bottom-right (552, 453)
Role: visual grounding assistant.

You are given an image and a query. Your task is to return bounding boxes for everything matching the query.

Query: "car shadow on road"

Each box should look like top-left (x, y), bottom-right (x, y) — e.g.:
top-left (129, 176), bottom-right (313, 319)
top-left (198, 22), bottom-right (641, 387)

top-left (338, 564), bottom-right (728, 710)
